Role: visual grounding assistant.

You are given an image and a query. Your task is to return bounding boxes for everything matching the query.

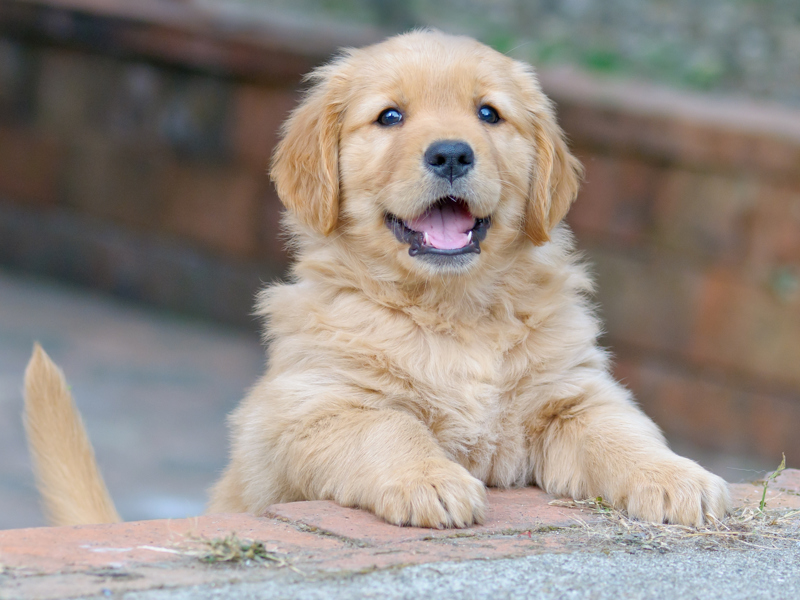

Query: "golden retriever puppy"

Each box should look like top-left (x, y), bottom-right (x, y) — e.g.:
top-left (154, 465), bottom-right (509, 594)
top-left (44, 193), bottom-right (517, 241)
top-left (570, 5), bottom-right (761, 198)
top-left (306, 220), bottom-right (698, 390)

top-left (205, 30), bottom-right (729, 527)
top-left (24, 30), bottom-right (729, 529)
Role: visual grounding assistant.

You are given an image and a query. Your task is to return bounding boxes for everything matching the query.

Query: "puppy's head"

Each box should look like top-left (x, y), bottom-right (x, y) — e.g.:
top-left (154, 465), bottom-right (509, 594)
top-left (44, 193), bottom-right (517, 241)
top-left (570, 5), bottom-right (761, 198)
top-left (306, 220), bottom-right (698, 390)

top-left (271, 31), bottom-right (582, 278)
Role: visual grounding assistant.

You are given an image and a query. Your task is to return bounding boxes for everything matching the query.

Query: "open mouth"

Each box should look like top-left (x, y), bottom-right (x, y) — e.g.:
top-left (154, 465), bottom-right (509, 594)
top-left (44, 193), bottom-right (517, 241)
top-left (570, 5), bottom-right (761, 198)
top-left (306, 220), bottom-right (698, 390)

top-left (385, 197), bottom-right (491, 257)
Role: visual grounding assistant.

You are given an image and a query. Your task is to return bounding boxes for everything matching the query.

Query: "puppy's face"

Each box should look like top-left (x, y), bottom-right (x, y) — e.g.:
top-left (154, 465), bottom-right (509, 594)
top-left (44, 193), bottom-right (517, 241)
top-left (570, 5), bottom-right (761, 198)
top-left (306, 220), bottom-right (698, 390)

top-left (271, 32), bottom-right (581, 279)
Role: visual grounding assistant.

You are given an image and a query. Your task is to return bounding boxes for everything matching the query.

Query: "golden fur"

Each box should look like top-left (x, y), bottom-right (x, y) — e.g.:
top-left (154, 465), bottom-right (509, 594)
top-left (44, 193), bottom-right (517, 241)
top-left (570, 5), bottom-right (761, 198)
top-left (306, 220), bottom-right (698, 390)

top-left (24, 31), bottom-right (729, 529)
top-left (24, 344), bottom-right (120, 525)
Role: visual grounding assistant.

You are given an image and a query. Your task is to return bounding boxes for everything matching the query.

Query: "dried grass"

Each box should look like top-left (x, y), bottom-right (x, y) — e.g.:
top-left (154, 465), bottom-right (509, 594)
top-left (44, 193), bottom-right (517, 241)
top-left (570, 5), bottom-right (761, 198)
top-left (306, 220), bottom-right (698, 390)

top-left (550, 497), bottom-right (800, 553)
top-left (548, 457), bottom-right (800, 553)
top-left (170, 533), bottom-right (302, 572)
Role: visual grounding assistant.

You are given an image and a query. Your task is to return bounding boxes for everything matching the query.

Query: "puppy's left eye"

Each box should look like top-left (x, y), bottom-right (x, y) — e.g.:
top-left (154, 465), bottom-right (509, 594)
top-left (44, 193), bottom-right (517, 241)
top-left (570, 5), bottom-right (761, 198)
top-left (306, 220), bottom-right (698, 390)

top-left (478, 105), bottom-right (500, 124)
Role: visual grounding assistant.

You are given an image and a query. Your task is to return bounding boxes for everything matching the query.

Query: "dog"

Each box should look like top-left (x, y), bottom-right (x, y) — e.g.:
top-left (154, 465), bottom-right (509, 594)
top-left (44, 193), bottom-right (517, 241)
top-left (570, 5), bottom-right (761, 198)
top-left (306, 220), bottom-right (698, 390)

top-left (24, 30), bottom-right (730, 529)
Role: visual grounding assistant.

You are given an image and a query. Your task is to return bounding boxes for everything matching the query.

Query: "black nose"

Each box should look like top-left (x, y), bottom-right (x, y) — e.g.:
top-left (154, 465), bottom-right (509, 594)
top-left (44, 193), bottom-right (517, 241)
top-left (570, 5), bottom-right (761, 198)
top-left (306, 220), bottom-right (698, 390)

top-left (424, 140), bottom-right (474, 182)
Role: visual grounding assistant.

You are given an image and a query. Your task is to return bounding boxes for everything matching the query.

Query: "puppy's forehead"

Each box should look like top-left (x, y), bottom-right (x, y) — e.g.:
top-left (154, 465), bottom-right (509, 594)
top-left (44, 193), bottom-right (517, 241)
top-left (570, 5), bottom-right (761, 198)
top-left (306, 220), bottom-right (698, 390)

top-left (346, 32), bottom-right (518, 109)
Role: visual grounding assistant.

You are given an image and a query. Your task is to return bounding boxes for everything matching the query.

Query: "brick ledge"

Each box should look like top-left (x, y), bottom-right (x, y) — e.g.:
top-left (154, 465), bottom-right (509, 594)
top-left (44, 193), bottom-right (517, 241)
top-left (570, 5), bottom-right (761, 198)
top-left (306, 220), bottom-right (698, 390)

top-left (1, 475), bottom-right (798, 599)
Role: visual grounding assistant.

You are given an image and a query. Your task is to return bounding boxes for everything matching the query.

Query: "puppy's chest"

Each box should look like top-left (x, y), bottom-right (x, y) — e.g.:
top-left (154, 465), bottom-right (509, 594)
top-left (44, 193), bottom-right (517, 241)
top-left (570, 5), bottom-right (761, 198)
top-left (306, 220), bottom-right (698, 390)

top-left (376, 319), bottom-right (532, 476)
top-left (381, 317), bottom-right (525, 392)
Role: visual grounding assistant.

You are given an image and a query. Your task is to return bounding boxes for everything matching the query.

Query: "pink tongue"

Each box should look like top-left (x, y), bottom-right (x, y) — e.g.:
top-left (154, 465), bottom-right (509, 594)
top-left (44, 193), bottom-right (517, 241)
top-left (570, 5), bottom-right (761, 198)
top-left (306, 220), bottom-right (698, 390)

top-left (405, 200), bottom-right (476, 250)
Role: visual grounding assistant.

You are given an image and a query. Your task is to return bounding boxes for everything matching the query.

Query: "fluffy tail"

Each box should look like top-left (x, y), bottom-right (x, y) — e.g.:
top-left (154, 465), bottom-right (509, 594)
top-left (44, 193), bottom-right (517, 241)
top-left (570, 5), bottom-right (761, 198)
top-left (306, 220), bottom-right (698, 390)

top-left (24, 344), bottom-right (121, 526)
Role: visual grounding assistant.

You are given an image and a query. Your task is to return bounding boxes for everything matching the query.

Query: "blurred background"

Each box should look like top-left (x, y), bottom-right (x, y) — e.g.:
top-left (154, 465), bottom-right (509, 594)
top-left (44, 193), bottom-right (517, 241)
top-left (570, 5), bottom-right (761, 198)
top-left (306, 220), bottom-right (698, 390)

top-left (0, 0), bottom-right (798, 529)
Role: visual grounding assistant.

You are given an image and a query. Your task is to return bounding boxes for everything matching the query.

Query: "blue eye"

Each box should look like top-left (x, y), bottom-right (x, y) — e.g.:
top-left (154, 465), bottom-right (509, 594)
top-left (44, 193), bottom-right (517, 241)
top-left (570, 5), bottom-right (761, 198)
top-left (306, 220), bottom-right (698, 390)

top-left (377, 108), bottom-right (403, 126)
top-left (478, 105), bottom-right (500, 124)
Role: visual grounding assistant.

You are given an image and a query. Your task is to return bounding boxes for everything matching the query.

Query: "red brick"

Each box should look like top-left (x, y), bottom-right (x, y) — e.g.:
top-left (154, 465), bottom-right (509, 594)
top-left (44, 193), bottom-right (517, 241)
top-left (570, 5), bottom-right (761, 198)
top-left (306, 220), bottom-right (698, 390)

top-left (115, 22), bottom-right (321, 85)
top-left (228, 85), bottom-right (296, 264)
top-left (613, 355), bottom-right (800, 464)
top-left (616, 356), bottom-right (746, 452)
top-left (773, 469), bottom-right (800, 493)
top-left (35, 50), bottom-right (118, 139)
top-left (749, 393), bottom-right (800, 464)
top-left (267, 500), bottom-right (433, 543)
top-left (568, 152), bottom-right (659, 246)
top-left (161, 163), bottom-right (262, 257)
top-left (589, 250), bottom-right (702, 357)
top-left (256, 184), bottom-right (289, 265)
top-left (63, 134), bottom-right (168, 227)
top-left (0, 127), bottom-right (63, 206)
top-left (475, 487), bottom-right (601, 531)
top-left (745, 135), bottom-right (800, 179)
top-left (650, 170), bottom-right (756, 266)
top-left (689, 268), bottom-right (800, 389)
top-left (265, 487), bottom-right (600, 545)
top-left (547, 70), bottom-right (800, 177)
top-left (729, 478), bottom-right (800, 510)
top-left (231, 85), bottom-right (297, 170)
top-left (747, 183), bottom-right (800, 273)
top-left (0, 513), bottom-right (343, 573)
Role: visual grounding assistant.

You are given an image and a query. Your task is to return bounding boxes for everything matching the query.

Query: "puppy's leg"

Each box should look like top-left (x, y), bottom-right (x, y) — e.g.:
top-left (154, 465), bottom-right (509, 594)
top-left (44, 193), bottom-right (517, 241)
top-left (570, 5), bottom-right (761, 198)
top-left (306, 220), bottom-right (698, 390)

top-left (207, 461), bottom-right (249, 513)
top-left (235, 404), bottom-right (486, 528)
top-left (530, 372), bottom-right (730, 526)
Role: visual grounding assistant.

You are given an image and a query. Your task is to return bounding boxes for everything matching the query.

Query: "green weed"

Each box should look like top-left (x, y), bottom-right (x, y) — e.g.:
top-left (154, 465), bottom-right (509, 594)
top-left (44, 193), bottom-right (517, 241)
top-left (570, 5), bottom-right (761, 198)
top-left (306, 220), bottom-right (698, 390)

top-left (759, 453), bottom-right (787, 512)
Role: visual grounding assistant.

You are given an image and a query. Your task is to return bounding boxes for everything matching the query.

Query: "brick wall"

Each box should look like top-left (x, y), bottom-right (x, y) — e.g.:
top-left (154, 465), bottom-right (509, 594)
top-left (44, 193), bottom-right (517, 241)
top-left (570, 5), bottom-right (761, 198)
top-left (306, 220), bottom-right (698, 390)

top-left (0, 1), bottom-right (797, 462)
top-left (0, 0), bottom-right (377, 324)
top-left (545, 70), bottom-right (800, 464)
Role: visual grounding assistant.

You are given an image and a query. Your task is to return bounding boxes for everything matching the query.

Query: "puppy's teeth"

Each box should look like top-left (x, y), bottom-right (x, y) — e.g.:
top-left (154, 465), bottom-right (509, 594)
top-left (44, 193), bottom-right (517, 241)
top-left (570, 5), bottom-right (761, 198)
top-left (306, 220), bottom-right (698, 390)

top-left (467, 230), bottom-right (473, 242)
top-left (423, 232), bottom-right (430, 246)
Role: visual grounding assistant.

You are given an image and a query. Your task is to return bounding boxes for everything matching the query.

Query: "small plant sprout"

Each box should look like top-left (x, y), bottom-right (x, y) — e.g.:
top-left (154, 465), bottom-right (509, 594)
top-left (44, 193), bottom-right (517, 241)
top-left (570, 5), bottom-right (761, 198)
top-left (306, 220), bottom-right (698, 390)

top-left (759, 453), bottom-right (787, 513)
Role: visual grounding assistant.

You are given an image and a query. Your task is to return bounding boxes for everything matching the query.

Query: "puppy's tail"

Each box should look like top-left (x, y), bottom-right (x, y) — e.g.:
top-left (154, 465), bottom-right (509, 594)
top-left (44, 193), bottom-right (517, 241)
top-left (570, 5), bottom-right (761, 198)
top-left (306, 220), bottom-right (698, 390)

top-left (24, 344), bottom-right (121, 526)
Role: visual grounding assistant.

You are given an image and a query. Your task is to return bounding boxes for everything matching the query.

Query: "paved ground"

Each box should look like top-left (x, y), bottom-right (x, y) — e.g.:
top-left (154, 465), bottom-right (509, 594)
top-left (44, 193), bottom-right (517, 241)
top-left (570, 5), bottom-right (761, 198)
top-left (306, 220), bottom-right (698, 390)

top-left (119, 549), bottom-right (800, 600)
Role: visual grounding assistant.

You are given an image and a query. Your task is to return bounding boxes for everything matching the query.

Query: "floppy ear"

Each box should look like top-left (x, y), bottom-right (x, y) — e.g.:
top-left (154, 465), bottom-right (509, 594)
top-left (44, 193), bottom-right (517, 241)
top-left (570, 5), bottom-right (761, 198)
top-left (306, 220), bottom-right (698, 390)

top-left (270, 62), bottom-right (347, 236)
top-left (516, 65), bottom-right (583, 245)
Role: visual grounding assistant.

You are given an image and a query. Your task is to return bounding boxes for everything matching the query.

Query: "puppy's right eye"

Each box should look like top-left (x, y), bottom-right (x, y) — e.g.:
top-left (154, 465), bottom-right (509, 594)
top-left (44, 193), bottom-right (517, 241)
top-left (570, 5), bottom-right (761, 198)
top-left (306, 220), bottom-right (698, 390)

top-left (377, 108), bottom-right (403, 126)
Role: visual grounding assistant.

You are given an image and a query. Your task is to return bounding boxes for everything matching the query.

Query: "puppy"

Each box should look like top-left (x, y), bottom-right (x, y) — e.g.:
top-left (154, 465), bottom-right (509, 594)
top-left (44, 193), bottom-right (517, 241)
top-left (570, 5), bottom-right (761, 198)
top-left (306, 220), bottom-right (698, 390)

top-left (25, 30), bottom-right (729, 529)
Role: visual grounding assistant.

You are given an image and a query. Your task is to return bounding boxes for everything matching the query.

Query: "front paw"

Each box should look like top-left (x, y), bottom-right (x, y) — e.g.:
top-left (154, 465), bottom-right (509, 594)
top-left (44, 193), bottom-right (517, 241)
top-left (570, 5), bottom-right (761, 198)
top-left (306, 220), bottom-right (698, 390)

top-left (374, 458), bottom-right (486, 528)
top-left (612, 456), bottom-right (731, 526)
